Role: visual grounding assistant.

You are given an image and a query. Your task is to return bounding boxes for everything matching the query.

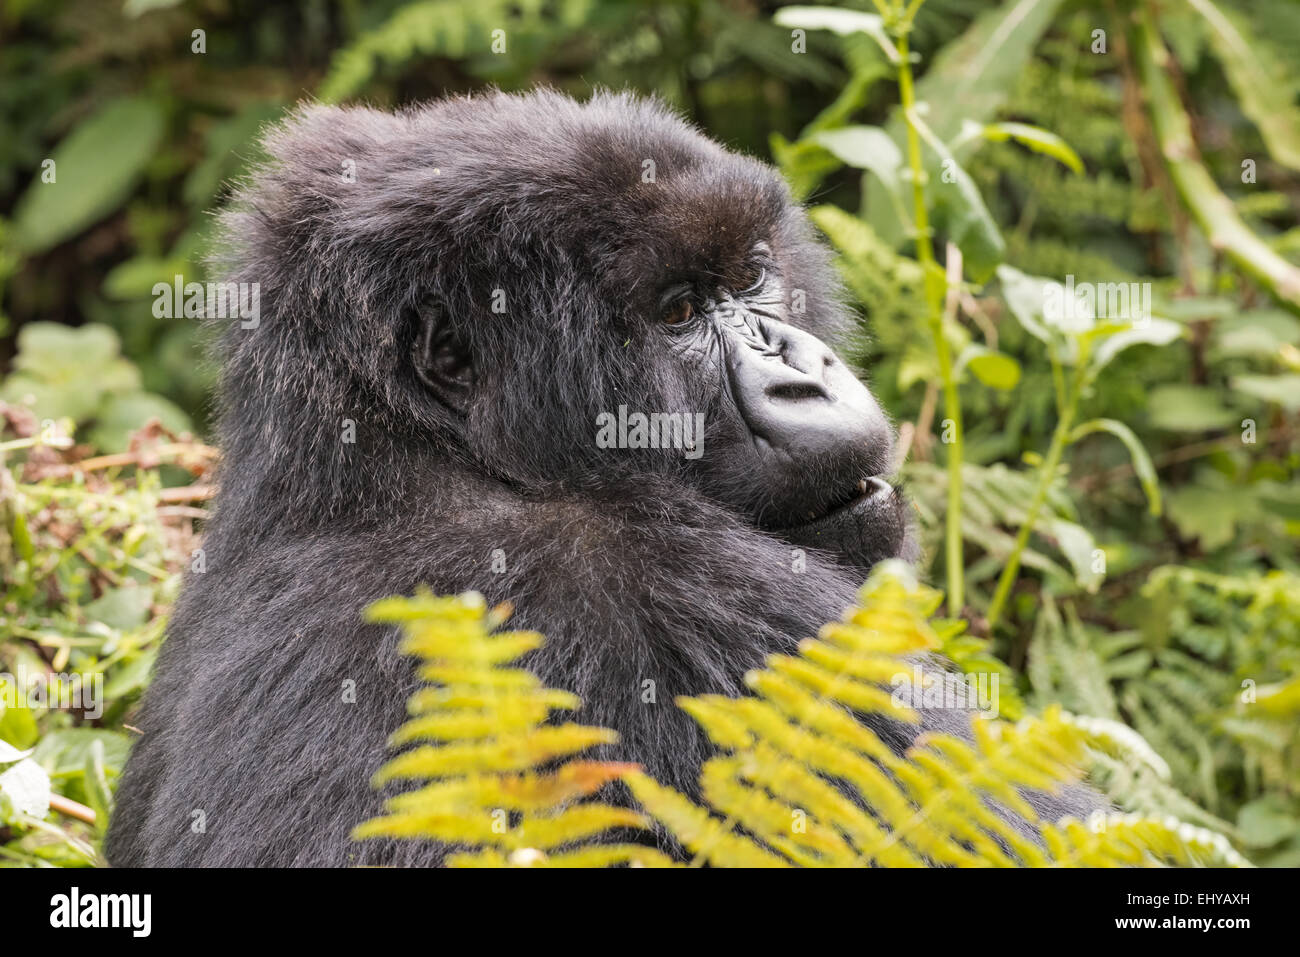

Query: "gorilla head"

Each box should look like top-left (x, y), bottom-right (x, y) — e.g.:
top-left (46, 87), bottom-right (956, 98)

top-left (215, 89), bottom-right (910, 572)
top-left (110, 91), bottom-right (1077, 870)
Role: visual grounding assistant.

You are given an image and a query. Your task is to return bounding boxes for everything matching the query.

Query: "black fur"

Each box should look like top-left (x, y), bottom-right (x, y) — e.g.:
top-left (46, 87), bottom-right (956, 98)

top-left (107, 90), bottom-right (1097, 867)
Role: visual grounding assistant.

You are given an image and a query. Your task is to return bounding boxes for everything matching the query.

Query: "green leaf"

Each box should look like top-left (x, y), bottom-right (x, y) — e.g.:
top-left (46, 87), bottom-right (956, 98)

top-left (908, 109), bottom-right (1005, 281)
top-left (955, 344), bottom-right (1022, 390)
top-left (0, 323), bottom-right (141, 422)
top-left (1048, 519), bottom-right (1102, 592)
top-left (11, 96), bottom-right (166, 256)
top-left (1231, 373), bottom-right (1300, 412)
top-left (811, 126), bottom-right (910, 227)
top-left (83, 584), bottom-right (157, 631)
top-left (0, 757), bottom-right (50, 820)
top-left (1069, 418), bottom-right (1163, 515)
top-left (1091, 318), bottom-right (1184, 370)
top-left (1237, 796), bottom-right (1299, 848)
top-left (772, 6), bottom-right (899, 62)
top-left (968, 121), bottom-right (1084, 174)
top-left (32, 729), bottom-right (131, 778)
top-left (1212, 309), bottom-right (1300, 357)
top-left (89, 392), bottom-right (192, 453)
top-left (996, 265), bottom-right (1054, 345)
top-left (103, 256), bottom-right (190, 301)
top-left (1166, 482), bottom-right (1251, 550)
top-left (1186, 0), bottom-right (1300, 171)
top-left (0, 681), bottom-right (40, 751)
top-left (1147, 385), bottom-right (1239, 433)
top-left (908, 0), bottom-right (1068, 144)
top-left (183, 101), bottom-right (282, 211)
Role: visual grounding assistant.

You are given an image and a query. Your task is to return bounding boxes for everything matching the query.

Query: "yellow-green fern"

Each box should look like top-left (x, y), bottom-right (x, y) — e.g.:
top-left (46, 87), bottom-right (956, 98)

top-left (628, 563), bottom-right (1248, 867)
top-left (352, 592), bottom-right (673, 868)
top-left (358, 567), bottom-right (1248, 867)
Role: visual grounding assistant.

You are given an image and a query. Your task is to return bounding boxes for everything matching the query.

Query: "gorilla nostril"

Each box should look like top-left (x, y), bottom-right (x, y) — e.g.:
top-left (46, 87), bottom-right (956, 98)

top-left (767, 381), bottom-right (828, 402)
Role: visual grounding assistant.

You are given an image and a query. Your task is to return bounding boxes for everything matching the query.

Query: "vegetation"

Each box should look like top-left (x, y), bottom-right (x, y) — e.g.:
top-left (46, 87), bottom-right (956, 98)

top-left (1, 0), bottom-right (1296, 866)
top-left (360, 569), bottom-right (1248, 867)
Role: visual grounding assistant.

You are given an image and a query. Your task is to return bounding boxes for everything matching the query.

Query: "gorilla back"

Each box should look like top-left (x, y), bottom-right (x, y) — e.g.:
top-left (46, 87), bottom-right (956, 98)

top-left (107, 90), bottom-right (1093, 866)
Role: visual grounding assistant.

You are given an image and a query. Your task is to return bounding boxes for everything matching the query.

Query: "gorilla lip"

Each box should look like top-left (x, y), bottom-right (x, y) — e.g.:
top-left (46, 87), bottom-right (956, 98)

top-left (775, 475), bottom-right (895, 530)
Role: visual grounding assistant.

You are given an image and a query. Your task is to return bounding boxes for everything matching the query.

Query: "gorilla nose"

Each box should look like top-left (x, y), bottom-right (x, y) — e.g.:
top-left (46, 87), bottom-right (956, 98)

top-left (732, 320), bottom-right (893, 460)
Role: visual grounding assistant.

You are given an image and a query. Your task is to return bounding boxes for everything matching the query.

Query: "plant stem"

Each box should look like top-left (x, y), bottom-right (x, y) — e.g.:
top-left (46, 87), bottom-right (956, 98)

top-left (985, 358), bottom-right (1088, 631)
top-left (897, 30), bottom-right (965, 613)
top-left (1133, 12), bottom-right (1300, 314)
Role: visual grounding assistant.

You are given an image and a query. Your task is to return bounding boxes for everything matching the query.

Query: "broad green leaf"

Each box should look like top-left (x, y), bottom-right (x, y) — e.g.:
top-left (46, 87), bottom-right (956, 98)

top-left (84, 584), bottom-right (157, 631)
top-left (0, 323), bottom-right (141, 422)
top-left (773, 6), bottom-right (899, 62)
top-left (997, 265), bottom-right (1054, 345)
top-left (125, 0), bottom-right (183, 14)
top-left (1212, 309), bottom-right (1300, 357)
top-left (1186, 0), bottom-right (1300, 171)
top-left (955, 344), bottom-right (1022, 390)
top-left (89, 391), bottom-right (192, 453)
top-left (0, 681), bottom-right (40, 751)
top-left (0, 757), bottom-right (50, 820)
top-left (811, 126), bottom-right (910, 228)
top-left (11, 96), bottom-right (166, 256)
top-left (908, 0), bottom-right (1069, 143)
top-left (908, 109), bottom-right (1005, 282)
top-left (103, 256), bottom-right (190, 301)
top-left (1166, 483), bottom-right (1248, 549)
top-left (1146, 385), bottom-right (1238, 432)
top-left (1069, 418), bottom-right (1163, 515)
top-left (1091, 318), bottom-right (1184, 370)
top-left (33, 729), bottom-right (132, 778)
top-left (1231, 373), bottom-right (1300, 412)
top-left (1237, 796), bottom-right (1299, 848)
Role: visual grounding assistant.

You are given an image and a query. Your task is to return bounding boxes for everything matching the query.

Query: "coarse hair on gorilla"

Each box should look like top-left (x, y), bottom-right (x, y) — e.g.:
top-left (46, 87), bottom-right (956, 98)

top-left (107, 88), bottom-right (1098, 867)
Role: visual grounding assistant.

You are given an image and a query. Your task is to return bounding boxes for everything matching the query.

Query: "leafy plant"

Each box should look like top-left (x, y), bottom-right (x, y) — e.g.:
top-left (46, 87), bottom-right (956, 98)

top-left (0, 401), bottom-right (211, 866)
top-left (360, 565), bottom-right (1247, 867)
top-left (353, 591), bottom-right (674, 868)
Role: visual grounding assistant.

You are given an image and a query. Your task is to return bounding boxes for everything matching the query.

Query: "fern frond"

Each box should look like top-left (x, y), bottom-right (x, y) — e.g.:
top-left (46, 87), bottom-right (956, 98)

top-left (353, 591), bottom-right (653, 868)
top-left (627, 562), bottom-right (1249, 867)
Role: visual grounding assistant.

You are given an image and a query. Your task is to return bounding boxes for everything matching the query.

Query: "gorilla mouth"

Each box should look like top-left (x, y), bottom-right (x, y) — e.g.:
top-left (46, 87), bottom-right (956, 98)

top-left (774, 475), bottom-right (896, 531)
top-left (769, 474), bottom-right (910, 570)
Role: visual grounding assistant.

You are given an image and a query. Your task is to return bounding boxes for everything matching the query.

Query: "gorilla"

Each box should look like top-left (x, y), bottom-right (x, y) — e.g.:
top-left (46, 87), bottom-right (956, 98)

top-left (107, 90), bottom-right (1094, 867)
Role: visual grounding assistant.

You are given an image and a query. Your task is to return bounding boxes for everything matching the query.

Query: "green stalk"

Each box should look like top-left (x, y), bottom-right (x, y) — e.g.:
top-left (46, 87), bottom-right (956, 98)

top-left (897, 28), bottom-right (966, 613)
top-left (985, 354), bottom-right (1089, 631)
top-left (1134, 12), bottom-right (1300, 314)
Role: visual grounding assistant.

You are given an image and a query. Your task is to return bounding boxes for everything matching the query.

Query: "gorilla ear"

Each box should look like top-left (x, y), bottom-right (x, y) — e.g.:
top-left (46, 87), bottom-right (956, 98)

top-left (411, 302), bottom-right (475, 414)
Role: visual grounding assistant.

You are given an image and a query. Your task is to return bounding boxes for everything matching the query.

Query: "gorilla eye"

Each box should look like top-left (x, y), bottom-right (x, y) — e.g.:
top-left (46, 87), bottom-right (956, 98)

top-left (663, 299), bottom-right (695, 326)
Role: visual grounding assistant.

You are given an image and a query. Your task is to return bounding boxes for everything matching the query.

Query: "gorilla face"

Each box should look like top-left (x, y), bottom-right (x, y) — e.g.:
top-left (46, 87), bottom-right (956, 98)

top-left (397, 93), bottom-right (911, 571)
top-left (646, 242), bottom-right (909, 569)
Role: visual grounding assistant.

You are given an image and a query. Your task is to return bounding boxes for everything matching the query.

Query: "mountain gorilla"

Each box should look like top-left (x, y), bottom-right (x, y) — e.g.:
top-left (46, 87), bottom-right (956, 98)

top-left (107, 90), bottom-right (1094, 867)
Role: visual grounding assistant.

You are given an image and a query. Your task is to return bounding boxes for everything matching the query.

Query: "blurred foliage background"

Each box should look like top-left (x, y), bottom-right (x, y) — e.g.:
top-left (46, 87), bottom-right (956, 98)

top-left (0, 0), bottom-right (1297, 867)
